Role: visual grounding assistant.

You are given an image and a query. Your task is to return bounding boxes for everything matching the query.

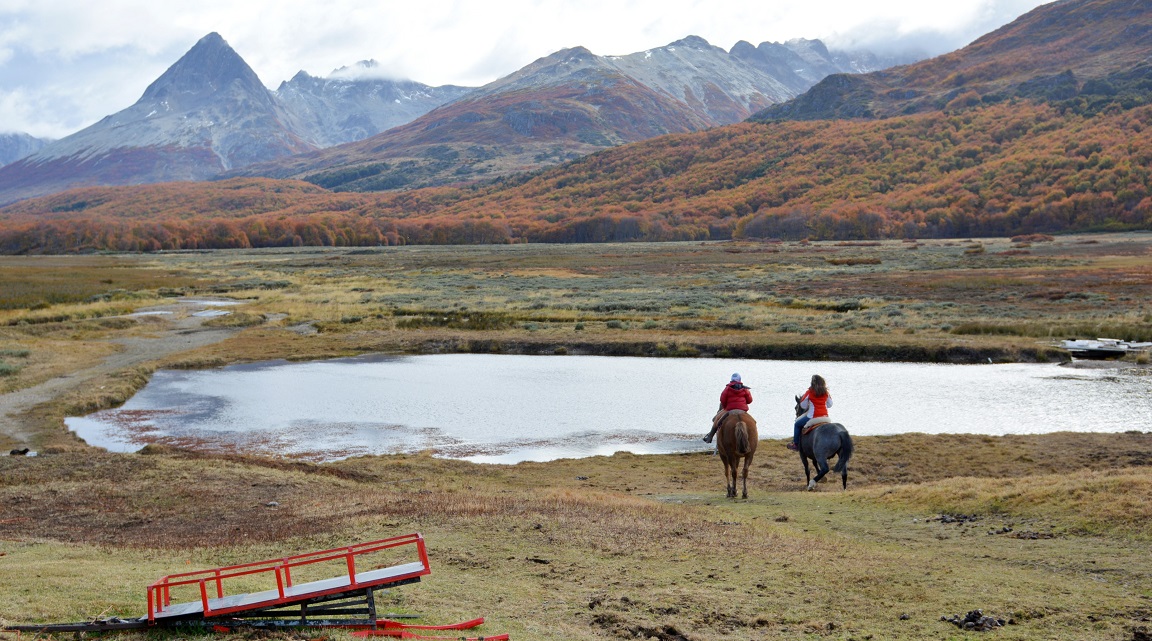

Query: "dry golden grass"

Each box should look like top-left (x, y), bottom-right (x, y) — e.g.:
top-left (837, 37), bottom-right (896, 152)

top-left (866, 467), bottom-right (1152, 537)
top-left (2, 442), bottom-right (1152, 640)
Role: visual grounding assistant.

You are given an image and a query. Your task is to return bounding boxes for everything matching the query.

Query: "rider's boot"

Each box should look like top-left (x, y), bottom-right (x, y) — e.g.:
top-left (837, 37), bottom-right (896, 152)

top-left (702, 425), bottom-right (717, 443)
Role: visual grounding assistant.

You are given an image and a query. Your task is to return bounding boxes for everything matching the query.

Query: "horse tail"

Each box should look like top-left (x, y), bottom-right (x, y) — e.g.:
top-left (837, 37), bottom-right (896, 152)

top-left (833, 429), bottom-right (854, 473)
top-left (736, 419), bottom-right (751, 455)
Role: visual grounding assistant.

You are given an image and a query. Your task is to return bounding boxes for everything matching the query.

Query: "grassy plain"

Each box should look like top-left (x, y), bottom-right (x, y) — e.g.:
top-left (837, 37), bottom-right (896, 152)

top-left (1, 233), bottom-right (1151, 640)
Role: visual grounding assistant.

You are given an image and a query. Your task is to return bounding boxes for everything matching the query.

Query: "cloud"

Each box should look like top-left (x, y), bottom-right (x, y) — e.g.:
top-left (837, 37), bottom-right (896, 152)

top-left (822, 0), bottom-right (1053, 52)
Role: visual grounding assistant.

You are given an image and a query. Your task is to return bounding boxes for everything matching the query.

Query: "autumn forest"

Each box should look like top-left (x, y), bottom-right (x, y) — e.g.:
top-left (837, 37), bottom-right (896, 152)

top-left (1, 98), bottom-right (1151, 252)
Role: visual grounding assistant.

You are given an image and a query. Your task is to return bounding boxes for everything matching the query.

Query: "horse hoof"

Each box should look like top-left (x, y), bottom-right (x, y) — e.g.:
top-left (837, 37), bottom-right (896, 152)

top-left (807, 480), bottom-right (816, 491)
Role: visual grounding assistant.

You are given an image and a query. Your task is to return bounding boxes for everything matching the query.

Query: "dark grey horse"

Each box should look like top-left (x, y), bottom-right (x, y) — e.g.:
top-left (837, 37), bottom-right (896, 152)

top-left (793, 396), bottom-right (854, 490)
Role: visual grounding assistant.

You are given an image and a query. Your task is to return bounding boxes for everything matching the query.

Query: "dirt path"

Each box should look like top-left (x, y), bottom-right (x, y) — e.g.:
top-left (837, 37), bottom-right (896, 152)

top-left (0, 301), bottom-right (243, 448)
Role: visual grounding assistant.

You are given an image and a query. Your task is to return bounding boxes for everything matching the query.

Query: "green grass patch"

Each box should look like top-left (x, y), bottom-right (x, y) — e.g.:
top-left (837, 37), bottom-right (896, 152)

top-left (0, 257), bottom-right (203, 310)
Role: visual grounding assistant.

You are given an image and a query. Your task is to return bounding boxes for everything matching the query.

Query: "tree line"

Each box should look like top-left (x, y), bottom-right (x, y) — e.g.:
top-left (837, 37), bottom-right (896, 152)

top-left (1, 99), bottom-right (1150, 252)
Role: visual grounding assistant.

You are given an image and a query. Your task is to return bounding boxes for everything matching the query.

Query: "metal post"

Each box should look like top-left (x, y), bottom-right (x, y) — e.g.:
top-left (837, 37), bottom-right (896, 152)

top-left (275, 566), bottom-right (286, 600)
top-left (199, 579), bottom-right (210, 616)
top-left (417, 536), bottom-right (431, 572)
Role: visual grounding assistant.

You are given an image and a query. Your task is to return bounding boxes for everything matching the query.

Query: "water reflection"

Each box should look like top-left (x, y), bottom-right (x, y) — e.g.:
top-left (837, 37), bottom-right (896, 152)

top-left (67, 354), bottom-right (1151, 463)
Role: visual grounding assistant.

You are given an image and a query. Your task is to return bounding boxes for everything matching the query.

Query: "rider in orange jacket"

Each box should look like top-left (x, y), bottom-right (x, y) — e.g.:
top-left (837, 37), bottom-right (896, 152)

top-left (789, 374), bottom-right (831, 451)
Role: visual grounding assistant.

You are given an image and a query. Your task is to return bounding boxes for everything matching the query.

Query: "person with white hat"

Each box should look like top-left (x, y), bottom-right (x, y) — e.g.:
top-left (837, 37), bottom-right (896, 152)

top-left (703, 372), bottom-right (752, 444)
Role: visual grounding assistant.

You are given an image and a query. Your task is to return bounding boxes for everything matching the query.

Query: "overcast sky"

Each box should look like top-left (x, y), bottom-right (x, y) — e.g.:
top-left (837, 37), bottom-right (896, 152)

top-left (1, 0), bottom-right (1053, 139)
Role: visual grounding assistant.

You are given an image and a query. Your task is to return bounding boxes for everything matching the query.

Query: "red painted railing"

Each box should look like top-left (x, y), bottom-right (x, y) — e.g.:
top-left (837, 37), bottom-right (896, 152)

top-left (146, 533), bottom-right (430, 623)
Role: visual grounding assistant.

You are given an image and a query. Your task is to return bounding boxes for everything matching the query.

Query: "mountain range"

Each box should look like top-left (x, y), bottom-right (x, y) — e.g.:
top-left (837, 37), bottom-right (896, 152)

top-left (0, 32), bottom-right (919, 204)
top-left (2, 0), bottom-right (1149, 253)
top-left (238, 36), bottom-right (918, 192)
top-left (0, 33), bottom-right (472, 204)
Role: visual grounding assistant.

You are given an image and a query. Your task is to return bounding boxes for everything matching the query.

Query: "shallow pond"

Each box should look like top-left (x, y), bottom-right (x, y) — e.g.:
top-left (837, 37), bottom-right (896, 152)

top-left (67, 354), bottom-right (1151, 463)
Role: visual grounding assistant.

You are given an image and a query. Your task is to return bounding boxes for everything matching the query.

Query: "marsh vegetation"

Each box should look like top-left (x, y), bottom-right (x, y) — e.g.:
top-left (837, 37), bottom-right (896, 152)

top-left (0, 233), bottom-right (1150, 640)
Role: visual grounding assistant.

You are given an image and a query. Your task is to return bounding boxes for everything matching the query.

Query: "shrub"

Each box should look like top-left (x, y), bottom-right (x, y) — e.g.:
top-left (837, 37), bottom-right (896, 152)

top-left (394, 310), bottom-right (511, 330)
top-left (1010, 233), bottom-right (1055, 243)
top-left (203, 312), bottom-right (265, 328)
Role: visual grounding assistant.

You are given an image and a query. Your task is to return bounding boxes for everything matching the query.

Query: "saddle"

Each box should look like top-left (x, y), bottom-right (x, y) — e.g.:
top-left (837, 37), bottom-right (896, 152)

top-left (800, 416), bottom-right (831, 436)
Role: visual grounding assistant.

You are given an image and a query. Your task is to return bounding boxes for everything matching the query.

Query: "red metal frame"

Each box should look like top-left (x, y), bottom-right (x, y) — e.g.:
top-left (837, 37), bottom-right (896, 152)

top-left (146, 533), bottom-right (431, 623)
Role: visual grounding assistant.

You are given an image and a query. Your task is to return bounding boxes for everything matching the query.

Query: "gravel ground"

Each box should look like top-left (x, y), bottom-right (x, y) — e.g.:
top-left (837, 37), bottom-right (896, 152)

top-left (0, 301), bottom-right (241, 448)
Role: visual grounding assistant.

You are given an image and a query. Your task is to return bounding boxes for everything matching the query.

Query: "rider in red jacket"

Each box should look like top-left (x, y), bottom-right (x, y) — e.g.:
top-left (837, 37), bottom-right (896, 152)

top-left (703, 373), bottom-right (752, 443)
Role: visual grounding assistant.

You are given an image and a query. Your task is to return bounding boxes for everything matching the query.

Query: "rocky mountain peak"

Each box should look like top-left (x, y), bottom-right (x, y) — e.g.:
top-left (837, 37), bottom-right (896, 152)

top-left (666, 35), bottom-right (717, 52)
top-left (330, 59), bottom-right (384, 79)
top-left (138, 31), bottom-right (269, 110)
top-left (729, 40), bottom-right (758, 56)
top-left (551, 46), bottom-right (596, 64)
top-left (786, 37), bottom-right (833, 58)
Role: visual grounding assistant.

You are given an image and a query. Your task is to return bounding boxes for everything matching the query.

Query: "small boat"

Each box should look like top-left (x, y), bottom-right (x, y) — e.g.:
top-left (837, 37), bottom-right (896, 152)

top-left (1061, 338), bottom-right (1152, 359)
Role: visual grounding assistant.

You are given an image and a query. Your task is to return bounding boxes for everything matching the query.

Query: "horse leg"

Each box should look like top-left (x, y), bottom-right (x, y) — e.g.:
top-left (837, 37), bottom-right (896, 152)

top-left (727, 457), bottom-right (738, 498)
top-left (812, 456), bottom-right (830, 485)
top-left (722, 458), bottom-right (734, 498)
top-left (740, 453), bottom-right (753, 499)
top-left (801, 453), bottom-right (812, 489)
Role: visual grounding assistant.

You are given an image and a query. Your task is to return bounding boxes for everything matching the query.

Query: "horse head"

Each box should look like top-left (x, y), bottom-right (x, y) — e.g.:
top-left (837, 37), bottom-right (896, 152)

top-left (793, 395), bottom-right (803, 418)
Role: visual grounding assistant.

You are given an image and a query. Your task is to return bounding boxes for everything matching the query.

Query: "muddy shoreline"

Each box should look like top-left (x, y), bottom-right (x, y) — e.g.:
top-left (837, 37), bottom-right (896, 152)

top-left (408, 335), bottom-right (1071, 363)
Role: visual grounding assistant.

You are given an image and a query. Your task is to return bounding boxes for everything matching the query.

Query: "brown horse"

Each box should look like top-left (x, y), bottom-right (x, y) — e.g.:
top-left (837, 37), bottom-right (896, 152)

top-left (714, 410), bottom-right (758, 498)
